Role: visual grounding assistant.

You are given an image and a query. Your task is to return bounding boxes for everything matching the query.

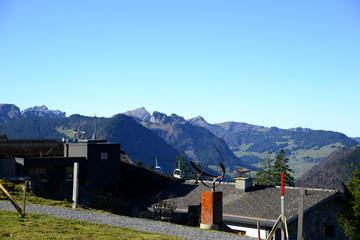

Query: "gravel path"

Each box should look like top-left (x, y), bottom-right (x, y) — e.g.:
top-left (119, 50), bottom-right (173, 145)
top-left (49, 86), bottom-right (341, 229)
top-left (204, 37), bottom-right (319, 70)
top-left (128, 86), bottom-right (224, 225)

top-left (0, 202), bottom-right (251, 240)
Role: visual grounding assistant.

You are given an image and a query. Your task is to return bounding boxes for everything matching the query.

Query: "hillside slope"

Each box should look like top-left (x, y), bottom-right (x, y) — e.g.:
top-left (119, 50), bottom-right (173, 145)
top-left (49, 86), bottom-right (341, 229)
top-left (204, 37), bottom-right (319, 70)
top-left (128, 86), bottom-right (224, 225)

top-left (139, 112), bottom-right (259, 180)
top-left (100, 114), bottom-right (182, 173)
top-left (189, 117), bottom-right (358, 178)
top-left (295, 146), bottom-right (360, 190)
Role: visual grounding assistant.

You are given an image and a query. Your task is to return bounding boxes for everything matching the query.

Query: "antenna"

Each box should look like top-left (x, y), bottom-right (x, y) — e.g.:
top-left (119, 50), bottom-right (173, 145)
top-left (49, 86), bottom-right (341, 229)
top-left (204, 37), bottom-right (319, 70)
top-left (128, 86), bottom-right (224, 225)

top-left (92, 114), bottom-right (97, 139)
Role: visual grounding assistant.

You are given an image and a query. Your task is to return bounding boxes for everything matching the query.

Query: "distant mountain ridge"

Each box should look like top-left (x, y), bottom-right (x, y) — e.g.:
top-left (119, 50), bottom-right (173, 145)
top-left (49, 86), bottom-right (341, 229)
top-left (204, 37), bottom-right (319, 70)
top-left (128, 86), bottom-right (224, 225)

top-left (0, 104), bottom-right (65, 123)
top-left (141, 111), bottom-right (258, 177)
top-left (21, 105), bottom-right (66, 118)
top-left (125, 107), bottom-right (359, 178)
top-left (1, 104), bottom-right (359, 180)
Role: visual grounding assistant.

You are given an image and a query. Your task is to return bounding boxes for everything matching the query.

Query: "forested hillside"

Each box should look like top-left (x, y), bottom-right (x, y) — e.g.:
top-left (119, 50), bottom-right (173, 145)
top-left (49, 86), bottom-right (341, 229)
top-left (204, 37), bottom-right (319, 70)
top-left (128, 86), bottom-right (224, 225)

top-left (295, 146), bottom-right (360, 190)
top-left (188, 117), bottom-right (358, 178)
top-left (141, 112), bottom-right (259, 178)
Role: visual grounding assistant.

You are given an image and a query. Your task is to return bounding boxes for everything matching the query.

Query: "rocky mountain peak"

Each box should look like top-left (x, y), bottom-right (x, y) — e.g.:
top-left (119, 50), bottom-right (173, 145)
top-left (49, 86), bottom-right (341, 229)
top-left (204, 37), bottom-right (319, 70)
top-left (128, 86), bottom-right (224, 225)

top-left (169, 114), bottom-right (186, 124)
top-left (0, 104), bottom-right (22, 122)
top-left (149, 112), bottom-right (186, 125)
top-left (21, 105), bottom-right (66, 118)
top-left (187, 115), bottom-right (208, 127)
top-left (124, 107), bottom-right (151, 121)
top-left (150, 111), bottom-right (168, 125)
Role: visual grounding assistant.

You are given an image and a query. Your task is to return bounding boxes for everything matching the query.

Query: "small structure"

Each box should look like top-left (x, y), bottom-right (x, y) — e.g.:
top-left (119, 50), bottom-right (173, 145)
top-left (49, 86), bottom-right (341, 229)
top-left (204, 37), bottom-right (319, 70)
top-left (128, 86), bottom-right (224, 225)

top-left (189, 143), bottom-right (226, 230)
top-left (234, 170), bottom-right (253, 194)
top-left (0, 138), bottom-right (130, 190)
top-left (153, 181), bottom-right (348, 239)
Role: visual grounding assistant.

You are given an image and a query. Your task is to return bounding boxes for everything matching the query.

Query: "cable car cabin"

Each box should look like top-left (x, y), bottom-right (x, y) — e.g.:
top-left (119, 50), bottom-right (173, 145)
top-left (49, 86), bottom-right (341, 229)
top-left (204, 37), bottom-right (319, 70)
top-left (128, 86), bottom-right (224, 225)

top-left (155, 166), bottom-right (162, 173)
top-left (173, 168), bottom-right (182, 179)
top-left (154, 157), bottom-right (162, 173)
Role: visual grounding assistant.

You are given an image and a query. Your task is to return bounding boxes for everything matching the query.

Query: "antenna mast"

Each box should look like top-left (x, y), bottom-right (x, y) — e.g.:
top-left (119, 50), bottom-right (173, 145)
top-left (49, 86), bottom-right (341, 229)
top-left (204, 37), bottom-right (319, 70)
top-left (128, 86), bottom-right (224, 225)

top-left (92, 114), bottom-right (97, 140)
top-left (94, 115), bottom-right (97, 139)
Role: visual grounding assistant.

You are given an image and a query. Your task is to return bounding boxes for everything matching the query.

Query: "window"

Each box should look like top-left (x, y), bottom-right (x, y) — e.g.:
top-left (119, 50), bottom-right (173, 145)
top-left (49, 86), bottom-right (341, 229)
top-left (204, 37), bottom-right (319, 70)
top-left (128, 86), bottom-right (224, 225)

top-left (101, 152), bottom-right (108, 159)
top-left (28, 167), bottom-right (48, 179)
top-left (322, 224), bottom-right (335, 238)
top-left (65, 166), bottom-right (74, 181)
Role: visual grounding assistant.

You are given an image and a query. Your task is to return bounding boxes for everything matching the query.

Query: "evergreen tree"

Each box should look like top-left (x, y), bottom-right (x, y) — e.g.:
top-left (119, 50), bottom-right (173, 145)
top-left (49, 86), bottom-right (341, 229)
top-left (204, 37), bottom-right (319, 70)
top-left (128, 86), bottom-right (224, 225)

top-left (272, 149), bottom-right (294, 186)
top-left (146, 162), bottom-right (154, 170)
top-left (337, 168), bottom-right (360, 239)
top-left (0, 133), bottom-right (8, 139)
top-left (256, 151), bottom-right (274, 185)
top-left (135, 160), bottom-right (143, 167)
top-left (189, 161), bottom-right (202, 180)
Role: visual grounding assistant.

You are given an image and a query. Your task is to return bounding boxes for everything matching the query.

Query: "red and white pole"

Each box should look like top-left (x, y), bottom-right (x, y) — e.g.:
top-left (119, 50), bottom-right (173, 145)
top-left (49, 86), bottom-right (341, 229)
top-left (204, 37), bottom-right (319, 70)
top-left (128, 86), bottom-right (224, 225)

top-left (281, 172), bottom-right (285, 240)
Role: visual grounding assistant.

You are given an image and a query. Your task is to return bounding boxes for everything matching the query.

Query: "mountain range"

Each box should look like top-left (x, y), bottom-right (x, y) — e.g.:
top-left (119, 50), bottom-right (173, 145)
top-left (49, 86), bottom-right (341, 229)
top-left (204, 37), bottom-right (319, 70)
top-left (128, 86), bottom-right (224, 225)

top-left (1, 104), bottom-right (359, 182)
top-left (0, 104), bottom-right (65, 123)
top-left (124, 107), bottom-right (358, 179)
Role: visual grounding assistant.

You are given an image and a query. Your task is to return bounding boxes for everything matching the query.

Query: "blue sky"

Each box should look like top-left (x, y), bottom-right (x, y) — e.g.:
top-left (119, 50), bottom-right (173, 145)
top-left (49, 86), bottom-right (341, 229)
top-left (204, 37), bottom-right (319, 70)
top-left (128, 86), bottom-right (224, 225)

top-left (1, 1), bottom-right (359, 137)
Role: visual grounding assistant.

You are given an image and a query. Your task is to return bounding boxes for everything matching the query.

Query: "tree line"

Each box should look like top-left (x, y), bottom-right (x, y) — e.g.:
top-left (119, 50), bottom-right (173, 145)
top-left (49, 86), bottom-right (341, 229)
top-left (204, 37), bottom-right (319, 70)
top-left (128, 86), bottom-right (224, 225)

top-left (255, 149), bottom-right (295, 186)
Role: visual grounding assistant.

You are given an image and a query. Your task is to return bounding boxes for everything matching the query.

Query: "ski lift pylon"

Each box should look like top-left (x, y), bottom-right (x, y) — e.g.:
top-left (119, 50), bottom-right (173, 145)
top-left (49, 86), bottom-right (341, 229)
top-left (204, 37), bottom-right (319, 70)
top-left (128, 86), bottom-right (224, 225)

top-left (154, 157), bottom-right (162, 173)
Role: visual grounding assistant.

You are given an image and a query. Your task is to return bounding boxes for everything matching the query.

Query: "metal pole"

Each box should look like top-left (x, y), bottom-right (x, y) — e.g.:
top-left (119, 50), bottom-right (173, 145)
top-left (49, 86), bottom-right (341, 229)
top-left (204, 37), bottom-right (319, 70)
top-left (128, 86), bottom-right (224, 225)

top-left (297, 187), bottom-right (304, 240)
top-left (281, 172), bottom-right (285, 240)
top-left (72, 162), bottom-right (79, 209)
top-left (22, 181), bottom-right (27, 217)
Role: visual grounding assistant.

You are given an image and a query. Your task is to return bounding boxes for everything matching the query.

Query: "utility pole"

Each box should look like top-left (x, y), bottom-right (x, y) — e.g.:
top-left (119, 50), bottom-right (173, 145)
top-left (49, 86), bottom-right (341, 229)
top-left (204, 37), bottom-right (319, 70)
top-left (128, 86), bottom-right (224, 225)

top-left (297, 187), bottom-right (305, 240)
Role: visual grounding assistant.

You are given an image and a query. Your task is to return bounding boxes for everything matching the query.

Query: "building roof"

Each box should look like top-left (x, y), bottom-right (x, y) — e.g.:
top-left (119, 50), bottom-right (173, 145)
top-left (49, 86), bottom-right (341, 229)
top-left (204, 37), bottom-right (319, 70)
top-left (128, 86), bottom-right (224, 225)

top-left (0, 139), bottom-right (63, 157)
top-left (156, 180), bottom-right (341, 226)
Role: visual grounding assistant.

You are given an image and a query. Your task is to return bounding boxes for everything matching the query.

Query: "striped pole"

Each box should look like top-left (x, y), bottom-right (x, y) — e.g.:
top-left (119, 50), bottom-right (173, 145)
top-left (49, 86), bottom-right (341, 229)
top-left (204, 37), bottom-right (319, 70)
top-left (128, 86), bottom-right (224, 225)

top-left (281, 172), bottom-right (285, 240)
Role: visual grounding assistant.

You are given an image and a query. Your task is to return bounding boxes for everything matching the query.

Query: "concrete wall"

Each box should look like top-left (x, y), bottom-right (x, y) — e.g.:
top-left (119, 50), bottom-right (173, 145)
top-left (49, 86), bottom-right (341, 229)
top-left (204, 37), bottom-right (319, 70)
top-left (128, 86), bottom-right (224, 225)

top-left (65, 143), bottom-right (88, 158)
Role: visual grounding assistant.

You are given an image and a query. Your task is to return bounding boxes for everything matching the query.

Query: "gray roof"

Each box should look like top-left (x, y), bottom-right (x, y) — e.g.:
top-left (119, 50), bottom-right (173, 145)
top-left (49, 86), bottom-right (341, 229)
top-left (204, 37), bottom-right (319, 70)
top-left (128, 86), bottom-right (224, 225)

top-left (156, 180), bottom-right (341, 225)
top-left (0, 139), bottom-right (63, 157)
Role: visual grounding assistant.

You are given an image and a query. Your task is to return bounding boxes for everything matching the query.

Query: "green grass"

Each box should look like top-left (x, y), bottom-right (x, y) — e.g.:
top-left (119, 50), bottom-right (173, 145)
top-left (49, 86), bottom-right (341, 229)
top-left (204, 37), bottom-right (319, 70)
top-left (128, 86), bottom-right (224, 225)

top-left (0, 210), bottom-right (183, 240)
top-left (56, 127), bottom-right (75, 138)
top-left (0, 180), bottom-right (183, 239)
top-left (0, 179), bottom-right (76, 209)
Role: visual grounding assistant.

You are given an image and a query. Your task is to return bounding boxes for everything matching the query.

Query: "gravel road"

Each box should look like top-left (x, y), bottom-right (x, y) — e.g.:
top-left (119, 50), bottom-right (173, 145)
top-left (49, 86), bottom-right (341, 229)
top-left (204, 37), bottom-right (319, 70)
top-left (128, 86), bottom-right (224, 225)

top-left (0, 202), bottom-right (251, 240)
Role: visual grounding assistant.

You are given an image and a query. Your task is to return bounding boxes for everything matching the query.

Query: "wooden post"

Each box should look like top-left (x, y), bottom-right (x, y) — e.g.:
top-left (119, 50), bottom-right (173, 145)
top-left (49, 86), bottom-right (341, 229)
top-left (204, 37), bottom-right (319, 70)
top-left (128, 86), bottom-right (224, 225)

top-left (257, 221), bottom-right (260, 240)
top-left (0, 181), bottom-right (24, 217)
top-left (297, 188), bottom-right (304, 240)
top-left (72, 162), bottom-right (79, 209)
top-left (22, 181), bottom-right (27, 217)
top-left (266, 215), bottom-right (282, 240)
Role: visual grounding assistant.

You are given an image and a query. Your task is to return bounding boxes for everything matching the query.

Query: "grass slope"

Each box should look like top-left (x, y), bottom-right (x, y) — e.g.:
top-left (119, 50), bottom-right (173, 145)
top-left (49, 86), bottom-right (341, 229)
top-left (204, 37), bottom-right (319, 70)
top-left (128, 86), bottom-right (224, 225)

top-left (0, 210), bottom-right (181, 240)
top-left (0, 179), bottom-right (182, 240)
